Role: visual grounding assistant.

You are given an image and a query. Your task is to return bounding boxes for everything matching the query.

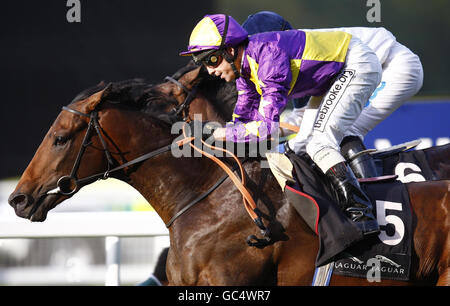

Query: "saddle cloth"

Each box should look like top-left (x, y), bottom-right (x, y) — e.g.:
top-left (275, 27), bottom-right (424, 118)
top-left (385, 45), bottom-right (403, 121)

top-left (282, 152), bottom-right (412, 281)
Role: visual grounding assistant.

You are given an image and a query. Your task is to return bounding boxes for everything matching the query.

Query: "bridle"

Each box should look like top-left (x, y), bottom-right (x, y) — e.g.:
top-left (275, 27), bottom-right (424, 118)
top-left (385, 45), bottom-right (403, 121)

top-left (164, 76), bottom-right (198, 122)
top-left (47, 75), bottom-right (198, 196)
top-left (47, 106), bottom-right (179, 196)
top-left (48, 107), bottom-right (114, 196)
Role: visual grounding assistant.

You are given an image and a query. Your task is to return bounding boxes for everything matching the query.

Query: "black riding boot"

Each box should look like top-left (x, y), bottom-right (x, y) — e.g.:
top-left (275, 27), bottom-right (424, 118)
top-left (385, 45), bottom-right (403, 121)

top-left (326, 162), bottom-right (380, 236)
top-left (340, 135), bottom-right (377, 178)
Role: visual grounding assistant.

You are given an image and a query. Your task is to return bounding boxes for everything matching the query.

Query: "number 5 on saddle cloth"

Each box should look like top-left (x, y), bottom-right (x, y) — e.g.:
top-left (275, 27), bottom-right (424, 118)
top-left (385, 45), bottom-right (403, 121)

top-left (266, 151), bottom-right (412, 281)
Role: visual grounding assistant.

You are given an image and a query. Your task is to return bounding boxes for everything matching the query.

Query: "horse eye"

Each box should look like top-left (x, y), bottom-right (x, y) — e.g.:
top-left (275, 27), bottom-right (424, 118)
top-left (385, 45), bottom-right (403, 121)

top-left (54, 136), bottom-right (68, 146)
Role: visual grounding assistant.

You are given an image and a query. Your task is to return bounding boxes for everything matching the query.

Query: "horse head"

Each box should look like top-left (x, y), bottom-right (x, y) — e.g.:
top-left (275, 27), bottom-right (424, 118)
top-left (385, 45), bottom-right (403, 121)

top-left (8, 80), bottom-right (174, 221)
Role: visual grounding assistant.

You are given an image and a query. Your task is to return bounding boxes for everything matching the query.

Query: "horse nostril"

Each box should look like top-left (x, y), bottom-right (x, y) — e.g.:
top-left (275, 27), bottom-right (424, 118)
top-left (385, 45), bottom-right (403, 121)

top-left (8, 193), bottom-right (30, 209)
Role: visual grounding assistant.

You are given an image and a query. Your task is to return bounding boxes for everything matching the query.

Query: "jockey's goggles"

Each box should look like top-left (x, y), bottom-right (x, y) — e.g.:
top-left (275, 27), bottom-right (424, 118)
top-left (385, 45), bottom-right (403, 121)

top-left (192, 50), bottom-right (224, 68)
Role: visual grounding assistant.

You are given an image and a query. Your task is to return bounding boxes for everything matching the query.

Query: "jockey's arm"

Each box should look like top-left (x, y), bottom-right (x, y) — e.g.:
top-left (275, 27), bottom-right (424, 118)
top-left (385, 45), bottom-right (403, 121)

top-left (221, 50), bottom-right (291, 142)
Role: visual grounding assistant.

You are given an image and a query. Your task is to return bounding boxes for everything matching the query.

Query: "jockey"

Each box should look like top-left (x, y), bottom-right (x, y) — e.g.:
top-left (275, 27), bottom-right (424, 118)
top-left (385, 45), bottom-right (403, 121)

top-left (180, 14), bottom-right (382, 236)
top-left (242, 11), bottom-right (311, 133)
top-left (242, 11), bottom-right (424, 178)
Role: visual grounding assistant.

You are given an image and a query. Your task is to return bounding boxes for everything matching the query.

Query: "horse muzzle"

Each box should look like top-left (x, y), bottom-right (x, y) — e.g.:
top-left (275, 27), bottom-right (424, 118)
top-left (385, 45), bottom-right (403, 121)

top-left (8, 192), bottom-right (35, 219)
top-left (8, 189), bottom-right (58, 222)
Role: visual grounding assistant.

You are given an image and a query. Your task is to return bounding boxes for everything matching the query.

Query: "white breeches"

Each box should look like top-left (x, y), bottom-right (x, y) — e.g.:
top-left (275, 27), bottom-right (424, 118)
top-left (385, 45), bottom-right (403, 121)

top-left (345, 41), bottom-right (424, 139)
top-left (289, 37), bottom-right (382, 173)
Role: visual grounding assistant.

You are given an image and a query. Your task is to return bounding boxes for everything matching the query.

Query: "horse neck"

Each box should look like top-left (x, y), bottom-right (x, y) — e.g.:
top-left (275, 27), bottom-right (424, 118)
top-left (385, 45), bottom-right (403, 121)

top-left (188, 95), bottom-right (226, 124)
top-left (100, 107), bottom-right (224, 225)
top-left (130, 154), bottom-right (223, 225)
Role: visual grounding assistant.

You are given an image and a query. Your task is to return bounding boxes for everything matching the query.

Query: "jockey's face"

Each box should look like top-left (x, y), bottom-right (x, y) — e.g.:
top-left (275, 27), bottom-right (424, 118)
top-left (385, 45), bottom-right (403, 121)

top-left (205, 47), bottom-right (240, 82)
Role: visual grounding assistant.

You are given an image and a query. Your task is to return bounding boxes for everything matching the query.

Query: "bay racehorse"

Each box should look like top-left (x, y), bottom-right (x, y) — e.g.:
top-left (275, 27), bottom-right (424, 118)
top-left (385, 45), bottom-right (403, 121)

top-left (8, 78), bottom-right (450, 285)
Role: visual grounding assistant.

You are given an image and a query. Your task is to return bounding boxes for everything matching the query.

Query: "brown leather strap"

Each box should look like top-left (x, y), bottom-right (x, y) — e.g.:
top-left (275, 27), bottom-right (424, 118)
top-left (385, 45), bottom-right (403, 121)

top-left (177, 122), bottom-right (299, 227)
top-left (197, 140), bottom-right (259, 220)
top-left (181, 124), bottom-right (260, 221)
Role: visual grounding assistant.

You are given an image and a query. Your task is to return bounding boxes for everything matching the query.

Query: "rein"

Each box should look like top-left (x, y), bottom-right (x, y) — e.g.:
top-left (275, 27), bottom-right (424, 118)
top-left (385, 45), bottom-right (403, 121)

top-left (164, 75), bottom-right (274, 245)
top-left (47, 74), bottom-right (297, 247)
top-left (173, 124), bottom-right (273, 247)
top-left (48, 104), bottom-right (272, 247)
top-left (165, 158), bottom-right (248, 228)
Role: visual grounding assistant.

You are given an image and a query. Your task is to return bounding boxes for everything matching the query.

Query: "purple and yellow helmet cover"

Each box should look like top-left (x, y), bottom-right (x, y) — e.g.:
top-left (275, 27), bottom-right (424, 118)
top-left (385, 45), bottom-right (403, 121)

top-left (180, 14), bottom-right (248, 56)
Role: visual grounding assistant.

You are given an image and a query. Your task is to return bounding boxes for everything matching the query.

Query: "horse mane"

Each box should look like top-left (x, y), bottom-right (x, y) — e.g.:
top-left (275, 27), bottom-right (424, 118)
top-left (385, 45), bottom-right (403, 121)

top-left (71, 79), bottom-right (155, 111)
top-left (69, 60), bottom-right (238, 123)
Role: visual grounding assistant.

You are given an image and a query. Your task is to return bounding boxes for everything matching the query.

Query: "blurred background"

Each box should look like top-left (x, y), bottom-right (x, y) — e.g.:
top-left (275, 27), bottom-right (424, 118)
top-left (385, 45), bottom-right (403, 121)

top-left (0, 0), bottom-right (449, 285)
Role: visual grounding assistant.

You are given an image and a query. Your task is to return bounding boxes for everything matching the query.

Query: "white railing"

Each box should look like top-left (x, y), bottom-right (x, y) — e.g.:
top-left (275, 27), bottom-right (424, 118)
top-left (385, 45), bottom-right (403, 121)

top-left (0, 211), bottom-right (169, 286)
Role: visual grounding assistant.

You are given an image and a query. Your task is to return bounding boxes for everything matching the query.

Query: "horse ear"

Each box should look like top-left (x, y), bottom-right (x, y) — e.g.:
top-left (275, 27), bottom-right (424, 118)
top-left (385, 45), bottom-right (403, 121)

top-left (81, 83), bottom-right (113, 113)
top-left (97, 80), bottom-right (107, 87)
top-left (179, 66), bottom-right (202, 88)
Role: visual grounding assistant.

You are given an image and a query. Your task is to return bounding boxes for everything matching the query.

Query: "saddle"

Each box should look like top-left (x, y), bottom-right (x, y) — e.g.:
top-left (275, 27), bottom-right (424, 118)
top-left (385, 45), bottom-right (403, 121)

top-left (280, 151), bottom-right (412, 283)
